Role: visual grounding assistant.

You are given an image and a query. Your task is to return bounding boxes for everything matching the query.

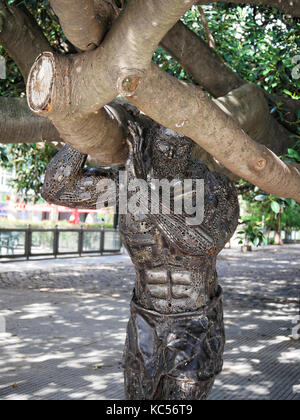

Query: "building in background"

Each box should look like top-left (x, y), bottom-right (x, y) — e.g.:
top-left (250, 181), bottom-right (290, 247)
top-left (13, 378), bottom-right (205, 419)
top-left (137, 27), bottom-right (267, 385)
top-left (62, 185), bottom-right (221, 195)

top-left (0, 167), bottom-right (14, 218)
top-left (0, 167), bottom-right (114, 226)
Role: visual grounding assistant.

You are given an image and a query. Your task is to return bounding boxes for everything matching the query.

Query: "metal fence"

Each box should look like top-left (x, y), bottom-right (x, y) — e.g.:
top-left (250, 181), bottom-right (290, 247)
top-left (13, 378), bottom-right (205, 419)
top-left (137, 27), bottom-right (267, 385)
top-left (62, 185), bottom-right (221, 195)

top-left (0, 226), bottom-right (122, 260)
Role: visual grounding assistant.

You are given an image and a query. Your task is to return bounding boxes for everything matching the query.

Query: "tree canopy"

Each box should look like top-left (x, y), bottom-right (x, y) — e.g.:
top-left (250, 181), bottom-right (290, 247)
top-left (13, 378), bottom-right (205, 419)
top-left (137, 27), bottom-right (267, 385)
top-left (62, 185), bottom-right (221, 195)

top-left (0, 0), bottom-right (299, 212)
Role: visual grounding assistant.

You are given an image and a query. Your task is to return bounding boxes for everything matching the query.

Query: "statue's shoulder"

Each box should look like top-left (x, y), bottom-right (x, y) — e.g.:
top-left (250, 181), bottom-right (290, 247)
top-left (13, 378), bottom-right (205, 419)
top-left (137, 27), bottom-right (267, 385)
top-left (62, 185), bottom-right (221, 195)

top-left (187, 158), bottom-right (235, 187)
top-left (186, 158), bottom-right (210, 179)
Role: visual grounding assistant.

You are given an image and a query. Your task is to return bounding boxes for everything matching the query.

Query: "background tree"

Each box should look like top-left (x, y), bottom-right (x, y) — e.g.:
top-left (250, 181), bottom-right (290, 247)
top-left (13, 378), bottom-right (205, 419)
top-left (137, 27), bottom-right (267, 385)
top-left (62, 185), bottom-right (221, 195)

top-left (0, 0), bottom-right (299, 204)
top-left (238, 138), bottom-right (300, 245)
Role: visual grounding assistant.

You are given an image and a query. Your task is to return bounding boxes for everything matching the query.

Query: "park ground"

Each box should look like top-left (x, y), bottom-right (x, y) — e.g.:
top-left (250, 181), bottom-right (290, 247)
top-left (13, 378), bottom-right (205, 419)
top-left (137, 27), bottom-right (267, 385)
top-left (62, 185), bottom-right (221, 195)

top-left (0, 245), bottom-right (299, 400)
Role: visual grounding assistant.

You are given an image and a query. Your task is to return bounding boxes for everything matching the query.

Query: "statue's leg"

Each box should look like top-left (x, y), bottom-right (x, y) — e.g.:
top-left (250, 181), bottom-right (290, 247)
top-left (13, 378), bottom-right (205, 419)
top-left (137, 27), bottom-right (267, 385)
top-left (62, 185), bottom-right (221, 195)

top-left (123, 290), bottom-right (225, 400)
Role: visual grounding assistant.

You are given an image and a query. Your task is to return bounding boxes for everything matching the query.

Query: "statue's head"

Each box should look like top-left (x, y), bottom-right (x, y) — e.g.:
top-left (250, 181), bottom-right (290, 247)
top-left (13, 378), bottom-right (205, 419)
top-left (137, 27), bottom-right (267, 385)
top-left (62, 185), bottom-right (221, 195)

top-left (149, 126), bottom-right (193, 179)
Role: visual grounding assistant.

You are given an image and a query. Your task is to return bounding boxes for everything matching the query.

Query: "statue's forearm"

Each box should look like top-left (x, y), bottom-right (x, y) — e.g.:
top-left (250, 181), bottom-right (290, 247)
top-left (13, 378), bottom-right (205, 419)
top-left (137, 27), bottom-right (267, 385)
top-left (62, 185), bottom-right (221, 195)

top-left (42, 145), bottom-right (87, 204)
top-left (42, 145), bottom-right (118, 210)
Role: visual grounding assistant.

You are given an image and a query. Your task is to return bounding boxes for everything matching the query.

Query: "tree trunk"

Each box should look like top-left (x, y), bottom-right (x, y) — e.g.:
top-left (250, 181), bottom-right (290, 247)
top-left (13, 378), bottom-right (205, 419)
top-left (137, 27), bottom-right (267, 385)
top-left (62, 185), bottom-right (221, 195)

top-left (274, 213), bottom-right (283, 245)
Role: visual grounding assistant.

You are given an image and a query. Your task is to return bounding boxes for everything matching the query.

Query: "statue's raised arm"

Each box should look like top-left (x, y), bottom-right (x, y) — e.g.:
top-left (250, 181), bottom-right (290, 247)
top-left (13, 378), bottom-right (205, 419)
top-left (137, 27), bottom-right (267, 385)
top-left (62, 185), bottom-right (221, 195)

top-left (42, 144), bottom-right (119, 210)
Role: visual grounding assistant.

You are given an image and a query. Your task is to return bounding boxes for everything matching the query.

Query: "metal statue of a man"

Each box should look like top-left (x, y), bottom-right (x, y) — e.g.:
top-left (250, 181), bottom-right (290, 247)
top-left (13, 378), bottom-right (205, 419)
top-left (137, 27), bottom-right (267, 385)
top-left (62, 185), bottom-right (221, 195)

top-left (42, 112), bottom-right (239, 400)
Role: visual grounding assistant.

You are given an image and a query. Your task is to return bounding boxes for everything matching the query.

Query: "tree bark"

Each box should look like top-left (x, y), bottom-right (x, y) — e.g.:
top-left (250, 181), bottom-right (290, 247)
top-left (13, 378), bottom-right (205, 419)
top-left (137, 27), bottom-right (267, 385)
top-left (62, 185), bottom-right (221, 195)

top-left (161, 21), bottom-right (297, 150)
top-left (49, 0), bottom-right (106, 52)
top-left (129, 63), bottom-right (300, 203)
top-left (213, 84), bottom-right (295, 156)
top-left (0, 97), bottom-right (60, 144)
top-left (27, 0), bottom-right (195, 163)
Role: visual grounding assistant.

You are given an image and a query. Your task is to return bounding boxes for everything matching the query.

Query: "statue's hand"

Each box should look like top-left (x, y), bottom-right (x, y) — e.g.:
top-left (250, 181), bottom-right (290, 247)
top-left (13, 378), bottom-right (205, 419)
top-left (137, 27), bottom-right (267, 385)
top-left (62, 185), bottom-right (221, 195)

top-left (127, 121), bottom-right (147, 179)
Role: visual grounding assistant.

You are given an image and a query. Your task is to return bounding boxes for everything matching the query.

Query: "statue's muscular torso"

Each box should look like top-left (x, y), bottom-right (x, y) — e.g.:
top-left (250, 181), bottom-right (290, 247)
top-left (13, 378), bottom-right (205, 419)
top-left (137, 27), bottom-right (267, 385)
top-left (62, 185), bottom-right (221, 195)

top-left (120, 210), bottom-right (218, 314)
top-left (120, 155), bottom-right (239, 314)
top-left (42, 120), bottom-right (239, 315)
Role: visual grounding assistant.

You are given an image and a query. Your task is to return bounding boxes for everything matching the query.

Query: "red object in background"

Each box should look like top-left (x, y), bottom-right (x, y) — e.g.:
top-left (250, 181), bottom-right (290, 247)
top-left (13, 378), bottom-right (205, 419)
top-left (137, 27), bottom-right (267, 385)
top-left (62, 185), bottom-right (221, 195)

top-left (69, 209), bottom-right (80, 225)
top-left (9, 201), bottom-right (111, 216)
top-left (15, 202), bottom-right (26, 210)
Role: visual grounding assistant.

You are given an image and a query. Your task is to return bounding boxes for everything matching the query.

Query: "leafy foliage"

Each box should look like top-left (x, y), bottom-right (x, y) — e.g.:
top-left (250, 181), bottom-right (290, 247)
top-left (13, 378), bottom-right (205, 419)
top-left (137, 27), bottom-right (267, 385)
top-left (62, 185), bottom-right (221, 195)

top-left (240, 186), bottom-right (300, 239)
top-left (237, 216), bottom-right (267, 247)
top-left (237, 138), bottom-right (300, 244)
top-left (0, 143), bottom-right (57, 202)
top-left (188, 4), bottom-right (299, 97)
top-left (0, 47), bottom-right (24, 97)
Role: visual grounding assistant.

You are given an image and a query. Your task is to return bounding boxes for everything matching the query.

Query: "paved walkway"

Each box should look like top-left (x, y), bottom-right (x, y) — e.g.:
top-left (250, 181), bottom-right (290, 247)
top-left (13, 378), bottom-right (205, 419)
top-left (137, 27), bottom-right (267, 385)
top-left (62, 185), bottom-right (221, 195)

top-left (0, 246), bottom-right (299, 400)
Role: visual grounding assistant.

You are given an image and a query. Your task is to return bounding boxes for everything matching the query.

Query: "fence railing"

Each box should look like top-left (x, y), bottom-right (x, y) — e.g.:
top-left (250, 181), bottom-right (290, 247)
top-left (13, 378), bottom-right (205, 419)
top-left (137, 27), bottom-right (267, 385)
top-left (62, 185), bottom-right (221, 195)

top-left (0, 226), bottom-right (122, 260)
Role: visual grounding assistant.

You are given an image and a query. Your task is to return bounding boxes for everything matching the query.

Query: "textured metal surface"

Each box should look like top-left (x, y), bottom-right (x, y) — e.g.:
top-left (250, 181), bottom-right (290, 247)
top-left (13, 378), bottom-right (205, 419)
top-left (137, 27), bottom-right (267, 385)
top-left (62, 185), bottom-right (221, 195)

top-left (41, 115), bottom-right (240, 399)
top-left (123, 291), bottom-right (224, 400)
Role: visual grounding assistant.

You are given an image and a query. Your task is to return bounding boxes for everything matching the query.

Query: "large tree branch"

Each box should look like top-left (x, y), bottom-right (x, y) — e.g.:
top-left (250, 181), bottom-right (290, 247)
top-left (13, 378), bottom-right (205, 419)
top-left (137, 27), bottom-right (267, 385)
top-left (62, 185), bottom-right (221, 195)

top-left (0, 0), bottom-right (52, 80)
top-left (213, 84), bottom-right (295, 156)
top-left (49, 0), bottom-right (105, 52)
top-left (192, 82), bottom-right (295, 179)
top-left (161, 21), bottom-right (298, 148)
top-left (161, 21), bottom-right (244, 98)
top-left (46, 0), bottom-right (128, 164)
top-left (27, 0), bottom-right (300, 201)
top-left (27, 0), bottom-right (195, 162)
top-left (128, 64), bottom-right (300, 202)
top-left (0, 97), bottom-right (60, 144)
top-left (25, 0), bottom-right (296, 160)
top-left (35, 0), bottom-right (195, 114)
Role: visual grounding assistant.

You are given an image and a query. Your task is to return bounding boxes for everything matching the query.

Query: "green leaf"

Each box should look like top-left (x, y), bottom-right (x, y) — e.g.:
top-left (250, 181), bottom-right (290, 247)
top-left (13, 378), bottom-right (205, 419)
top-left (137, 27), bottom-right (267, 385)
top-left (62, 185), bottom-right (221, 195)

top-left (255, 194), bottom-right (267, 202)
top-left (253, 237), bottom-right (260, 247)
top-left (271, 201), bottom-right (281, 214)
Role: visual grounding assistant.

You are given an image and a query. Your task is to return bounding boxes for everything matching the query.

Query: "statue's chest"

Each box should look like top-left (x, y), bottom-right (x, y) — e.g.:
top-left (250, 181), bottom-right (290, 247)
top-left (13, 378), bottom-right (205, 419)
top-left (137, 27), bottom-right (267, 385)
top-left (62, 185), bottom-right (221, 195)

top-left (119, 213), bottom-right (155, 247)
top-left (119, 213), bottom-right (173, 267)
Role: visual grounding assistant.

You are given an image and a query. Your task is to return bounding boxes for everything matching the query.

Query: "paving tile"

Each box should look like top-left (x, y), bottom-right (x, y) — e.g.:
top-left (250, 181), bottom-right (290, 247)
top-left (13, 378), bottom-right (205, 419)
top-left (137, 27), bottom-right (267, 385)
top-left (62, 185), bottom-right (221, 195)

top-left (0, 245), bottom-right (299, 400)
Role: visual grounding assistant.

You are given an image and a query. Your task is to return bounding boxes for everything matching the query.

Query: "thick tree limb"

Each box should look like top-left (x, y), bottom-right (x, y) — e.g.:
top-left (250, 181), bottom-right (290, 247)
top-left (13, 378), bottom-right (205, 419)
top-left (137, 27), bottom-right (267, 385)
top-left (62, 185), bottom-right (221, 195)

top-left (0, 97), bottom-right (60, 144)
top-left (27, 52), bottom-right (128, 164)
top-left (128, 63), bottom-right (300, 202)
top-left (161, 21), bottom-right (298, 150)
top-left (50, 0), bottom-right (105, 52)
top-left (0, 0), bottom-right (52, 80)
top-left (93, 0), bottom-right (123, 26)
top-left (46, 0), bottom-right (128, 164)
top-left (188, 82), bottom-right (295, 180)
top-left (27, 0), bottom-right (195, 163)
top-left (161, 21), bottom-right (244, 98)
top-left (27, 0), bottom-right (300, 201)
top-left (49, 105), bottom-right (129, 166)
top-left (213, 84), bottom-right (295, 156)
